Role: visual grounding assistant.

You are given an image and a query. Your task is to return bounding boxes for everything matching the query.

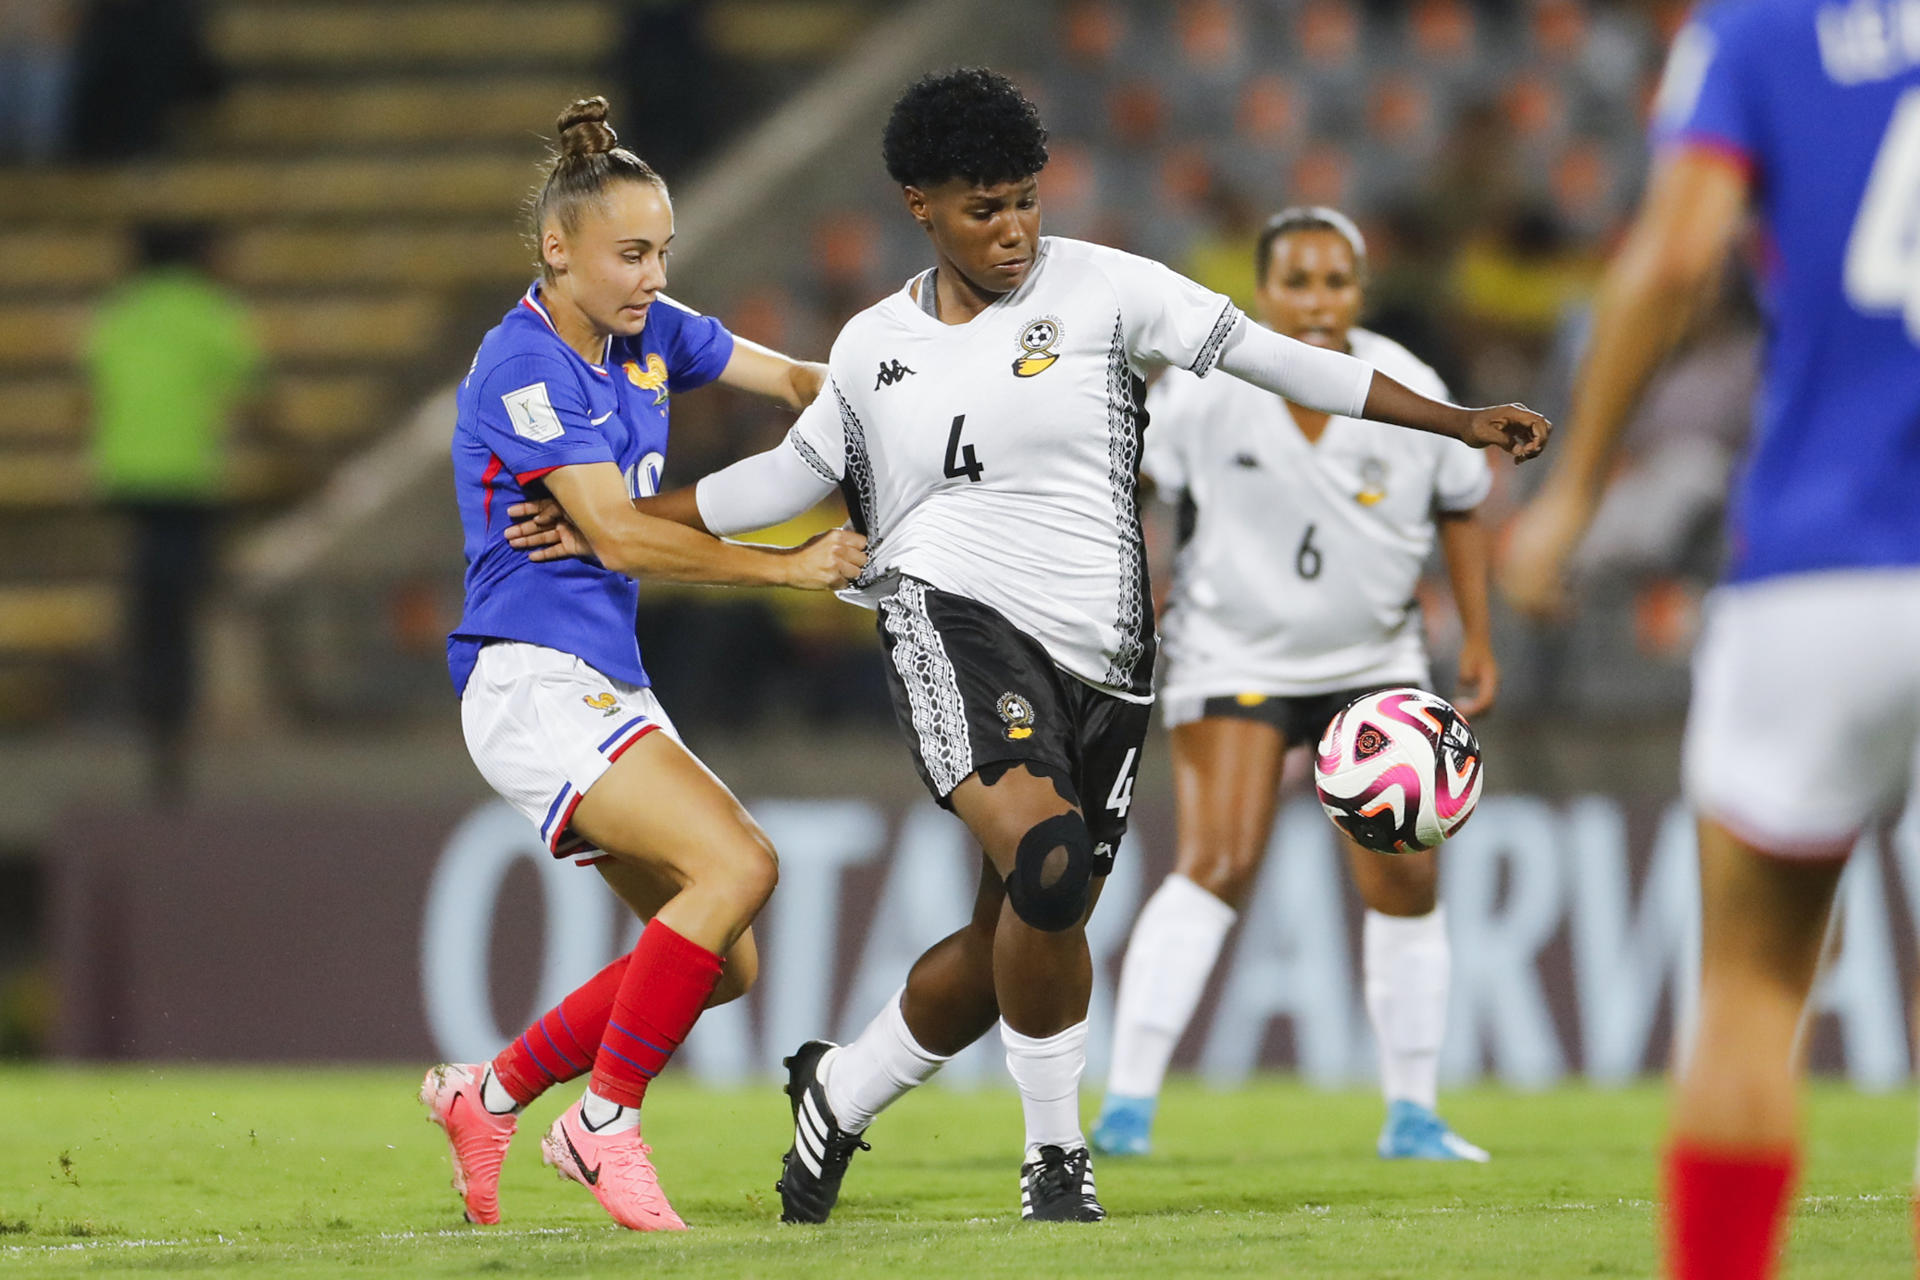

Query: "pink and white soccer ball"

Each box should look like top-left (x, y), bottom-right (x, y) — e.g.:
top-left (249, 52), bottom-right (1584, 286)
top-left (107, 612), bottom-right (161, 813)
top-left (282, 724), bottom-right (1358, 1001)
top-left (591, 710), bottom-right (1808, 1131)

top-left (1312, 687), bottom-right (1484, 855)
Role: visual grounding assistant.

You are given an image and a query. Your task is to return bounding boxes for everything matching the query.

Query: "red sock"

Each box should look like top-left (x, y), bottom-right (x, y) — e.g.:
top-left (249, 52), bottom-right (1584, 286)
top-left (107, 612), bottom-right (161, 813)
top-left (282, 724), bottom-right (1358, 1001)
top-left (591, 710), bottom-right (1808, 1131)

top-left (491, 954), bottom-right (630, 1107)
top-left (1663, 1139), bottom-right (1797, 1280)
top-left (589, 920), bottom-right (724, 1109)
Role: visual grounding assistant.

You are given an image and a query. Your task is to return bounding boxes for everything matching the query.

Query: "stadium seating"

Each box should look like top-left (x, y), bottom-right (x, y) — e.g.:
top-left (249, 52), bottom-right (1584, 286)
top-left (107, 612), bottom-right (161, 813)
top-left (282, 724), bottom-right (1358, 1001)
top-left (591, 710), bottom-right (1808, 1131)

top-left (0, 0), bottom-right (896, 724)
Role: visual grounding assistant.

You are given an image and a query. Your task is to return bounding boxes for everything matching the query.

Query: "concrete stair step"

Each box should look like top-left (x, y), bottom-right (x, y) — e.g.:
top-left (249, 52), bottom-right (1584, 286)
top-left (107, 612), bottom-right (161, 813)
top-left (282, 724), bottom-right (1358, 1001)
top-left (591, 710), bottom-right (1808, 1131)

top-left (209, 1), bottom-right (613, 69)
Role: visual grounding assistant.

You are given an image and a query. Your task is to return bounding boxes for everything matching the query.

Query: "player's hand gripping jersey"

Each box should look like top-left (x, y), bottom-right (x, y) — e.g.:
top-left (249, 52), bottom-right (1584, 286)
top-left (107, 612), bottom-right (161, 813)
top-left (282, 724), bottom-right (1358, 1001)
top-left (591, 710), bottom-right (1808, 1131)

top-left (447, 285), bottom-right (734, 695)
top-left (1655, 0), bottom-right (1920, 582)
top-left (1146, 328), bottom-right (1490, 699)
top-left (770, 237), bottom-right (1327, 700)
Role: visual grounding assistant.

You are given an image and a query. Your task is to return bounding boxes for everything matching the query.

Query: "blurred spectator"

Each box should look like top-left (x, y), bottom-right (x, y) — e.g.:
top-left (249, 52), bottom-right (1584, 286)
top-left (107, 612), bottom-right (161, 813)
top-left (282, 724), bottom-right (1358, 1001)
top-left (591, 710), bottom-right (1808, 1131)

top-left (1446, 203), bottom-right (1599, 397)
top-left (0, 0), bottom-right (80, 162)
top-left (67, 0), bottom-right (221, 160)
top-left (85, 223), bottom-right (261, 802)
top-left (614, 0), bottom-right (727, 179)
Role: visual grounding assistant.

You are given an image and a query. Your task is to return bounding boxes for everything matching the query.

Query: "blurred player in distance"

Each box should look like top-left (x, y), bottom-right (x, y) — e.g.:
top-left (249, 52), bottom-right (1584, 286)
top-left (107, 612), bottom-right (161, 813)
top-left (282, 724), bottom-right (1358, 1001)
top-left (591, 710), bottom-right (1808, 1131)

top-left (1502, 6), bottom-right (1920, 1276)
top-left (420, 96), bottom-right (864, 1233)
top-left (1091, 207), bottom-right (1493, 1164)
top-left (517, 69), bottom-right (1547, 1223)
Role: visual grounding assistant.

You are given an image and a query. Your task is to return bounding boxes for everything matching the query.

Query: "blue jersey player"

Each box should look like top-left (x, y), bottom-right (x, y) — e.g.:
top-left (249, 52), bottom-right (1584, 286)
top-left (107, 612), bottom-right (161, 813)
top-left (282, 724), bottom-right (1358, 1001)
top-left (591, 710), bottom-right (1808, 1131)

top-left (419, 97), bottom-right (865, 1235)
top-left (1505, 5), bottom-right (1920, 1275)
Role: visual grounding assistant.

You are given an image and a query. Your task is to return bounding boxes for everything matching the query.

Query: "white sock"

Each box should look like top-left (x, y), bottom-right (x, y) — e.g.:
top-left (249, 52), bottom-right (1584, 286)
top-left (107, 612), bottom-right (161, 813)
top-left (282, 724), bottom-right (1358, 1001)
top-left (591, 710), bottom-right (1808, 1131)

top-left (579, 1087), bottom-right (640, 1135)
top-left (479, 1065), bottom-right (522, 1115)
top-left (1363, 906), bottom-right (1451, 1111)
top-left (1105, 874), bottom-right (1238, 1100)
top-left (1002, 1018), bottom-right (1090, 1152)
top-left (820, 987), bottom-right (950, 1133)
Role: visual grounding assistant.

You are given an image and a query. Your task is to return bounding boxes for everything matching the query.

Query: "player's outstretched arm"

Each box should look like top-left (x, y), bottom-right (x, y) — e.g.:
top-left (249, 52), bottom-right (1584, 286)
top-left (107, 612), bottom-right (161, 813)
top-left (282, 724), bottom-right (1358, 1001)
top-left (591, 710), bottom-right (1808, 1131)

top-left (1502, 147), bottom-right (1748, 619)
top-left (1213, 322), bottom-right (1551, 460)
top-left (506, 434), bottom-right (840, 552)
top-left (717, 337), bottom-right (827, 412)
top-left (540, 461), bottom-right (863, 590)
top-left (1437, 507), bottom-right (1498, 720)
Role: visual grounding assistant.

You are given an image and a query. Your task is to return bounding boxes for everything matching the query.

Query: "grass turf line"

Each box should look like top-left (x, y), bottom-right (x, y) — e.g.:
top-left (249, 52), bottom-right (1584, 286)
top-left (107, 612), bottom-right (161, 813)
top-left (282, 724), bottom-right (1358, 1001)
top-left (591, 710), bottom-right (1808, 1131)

top-left (0, 1067), bottom-right (1908, 1277)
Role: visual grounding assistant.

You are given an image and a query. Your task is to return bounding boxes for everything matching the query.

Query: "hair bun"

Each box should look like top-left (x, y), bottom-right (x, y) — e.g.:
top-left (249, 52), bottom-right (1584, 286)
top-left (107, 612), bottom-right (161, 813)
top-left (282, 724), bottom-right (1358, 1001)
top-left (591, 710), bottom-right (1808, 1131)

top-left (556, 97), bottom-right (618, 158)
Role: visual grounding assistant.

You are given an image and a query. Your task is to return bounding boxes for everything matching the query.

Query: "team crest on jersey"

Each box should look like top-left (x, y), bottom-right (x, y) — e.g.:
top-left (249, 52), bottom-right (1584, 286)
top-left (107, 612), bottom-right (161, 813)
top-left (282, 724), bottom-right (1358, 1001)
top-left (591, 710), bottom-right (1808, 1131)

top-left (1012, 316), bottom-right (1063, 377)
top-left (1356, 456), bottom-right (1388, 506)
top-left (623, 353), bottom-right (670, 406)
top-left (997, 692), bottom-right (1036, 740)
top-left (582, 691), bottom-right (623, 717)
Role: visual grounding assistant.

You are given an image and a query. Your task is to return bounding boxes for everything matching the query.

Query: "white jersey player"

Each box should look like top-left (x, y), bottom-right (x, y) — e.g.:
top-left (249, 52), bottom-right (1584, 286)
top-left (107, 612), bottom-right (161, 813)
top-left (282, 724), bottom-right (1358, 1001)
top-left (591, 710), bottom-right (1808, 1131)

top-left (507, 72), bottom-right (1547, 1223)
top-left (1093, 208), bottom-right (1495, 1163)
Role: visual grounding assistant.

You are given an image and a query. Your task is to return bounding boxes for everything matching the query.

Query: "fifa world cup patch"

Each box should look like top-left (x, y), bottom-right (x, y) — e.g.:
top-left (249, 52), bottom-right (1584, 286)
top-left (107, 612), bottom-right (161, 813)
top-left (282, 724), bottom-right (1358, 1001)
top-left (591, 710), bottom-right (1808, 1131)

top-left (1012, 316), bottom-right (1063, 377)
top-left (623, 353), bottom-right (670, 406)
top-left (582, 691), bottom-right (624, 717)
top-left (997, 692), bottom-right (1036, 740)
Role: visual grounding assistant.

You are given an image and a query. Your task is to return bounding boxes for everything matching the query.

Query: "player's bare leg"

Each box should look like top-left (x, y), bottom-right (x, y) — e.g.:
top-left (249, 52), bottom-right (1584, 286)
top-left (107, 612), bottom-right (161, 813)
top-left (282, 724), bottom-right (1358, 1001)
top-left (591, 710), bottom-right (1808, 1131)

top-left (941, 763), bottom-right (1106, 1220)
top-left (1096, 717), bottom-right (1283, 1155)
top-left (1665, 818), bottom-right (1846, 1280)
top-left (595, 856), bottom-right (761, 1007)
top-left (780, 762), bottom-right (1107, 1223)
top-left (1346, 842), bottom-right (1483, 1161)
top-left (538, 732), bottom-right (778, 1231)
top-left (897, 859), bottom-right (1007, 1055)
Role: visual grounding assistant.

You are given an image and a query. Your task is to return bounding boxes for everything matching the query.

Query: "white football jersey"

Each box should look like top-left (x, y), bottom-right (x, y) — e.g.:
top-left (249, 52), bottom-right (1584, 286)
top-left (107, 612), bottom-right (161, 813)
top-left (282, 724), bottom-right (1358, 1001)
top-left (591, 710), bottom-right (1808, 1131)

top-left (1144, 327), bottom-right (1492, 700)
top-left (783, 236), bottom-right (1244, 700)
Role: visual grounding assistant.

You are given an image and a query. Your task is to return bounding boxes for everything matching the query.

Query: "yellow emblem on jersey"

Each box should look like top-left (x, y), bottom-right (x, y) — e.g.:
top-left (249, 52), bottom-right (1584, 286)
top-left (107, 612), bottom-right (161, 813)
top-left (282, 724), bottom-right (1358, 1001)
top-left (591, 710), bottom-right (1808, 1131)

top-left (1012, 316), bottom-right (1062, 377)
top-left (1235, 692), bottom-right (1269, 707)
top-left (1355, 456), bottom-right (1388, 506)
top-left (623, 353), bottom-right (670, 406)
top-left (997, 692), bottom-right (1036, 740)
top-left (582, 691), bottom-right (622, 716)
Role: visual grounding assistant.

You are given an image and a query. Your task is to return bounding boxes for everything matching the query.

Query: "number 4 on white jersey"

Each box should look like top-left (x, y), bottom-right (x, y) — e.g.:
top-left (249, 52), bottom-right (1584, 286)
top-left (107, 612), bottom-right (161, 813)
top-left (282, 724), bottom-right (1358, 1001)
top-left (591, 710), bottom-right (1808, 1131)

top-left (1106, 747), bottom-right (1138, 817)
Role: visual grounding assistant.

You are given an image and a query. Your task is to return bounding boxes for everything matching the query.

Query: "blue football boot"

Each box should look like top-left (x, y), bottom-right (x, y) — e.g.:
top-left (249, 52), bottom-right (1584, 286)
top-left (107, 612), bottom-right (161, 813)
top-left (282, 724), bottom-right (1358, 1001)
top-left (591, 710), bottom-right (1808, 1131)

top-left (1377, 1100), bottom-right (1490, 1162)
top-left (1089, 1093), bottom-right (1156, 1157)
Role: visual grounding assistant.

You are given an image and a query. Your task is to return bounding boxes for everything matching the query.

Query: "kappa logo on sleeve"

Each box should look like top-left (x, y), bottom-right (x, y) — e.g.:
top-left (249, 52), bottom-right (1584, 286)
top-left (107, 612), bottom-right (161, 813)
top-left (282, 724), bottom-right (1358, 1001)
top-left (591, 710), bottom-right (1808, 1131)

top-left (874, 358), bottom-right (916, 389)
top-left (502, 382), bottom-right (565, 443)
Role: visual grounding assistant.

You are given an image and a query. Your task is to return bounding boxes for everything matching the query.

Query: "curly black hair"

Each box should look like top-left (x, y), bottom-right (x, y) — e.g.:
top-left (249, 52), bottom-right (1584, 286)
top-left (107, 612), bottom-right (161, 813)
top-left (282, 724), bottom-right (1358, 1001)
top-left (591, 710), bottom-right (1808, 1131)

top-left (882, 67), bottom-right (1049, 189)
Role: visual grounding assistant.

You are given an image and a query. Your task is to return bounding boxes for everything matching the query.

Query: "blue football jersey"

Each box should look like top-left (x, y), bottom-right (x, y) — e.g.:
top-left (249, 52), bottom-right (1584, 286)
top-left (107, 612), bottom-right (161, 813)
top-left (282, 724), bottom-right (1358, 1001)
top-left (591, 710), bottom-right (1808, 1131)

top-left (447, 284), bottom-right (734, 695)
top-left (1652, 0), bottom-right (1920, 583)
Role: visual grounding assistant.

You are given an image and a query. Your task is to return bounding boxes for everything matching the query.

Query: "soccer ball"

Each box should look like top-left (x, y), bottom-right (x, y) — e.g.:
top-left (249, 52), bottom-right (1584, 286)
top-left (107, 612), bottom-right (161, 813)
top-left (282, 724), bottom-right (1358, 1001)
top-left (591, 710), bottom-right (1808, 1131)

top-left (1312, 687), bottom-right (1483, 855)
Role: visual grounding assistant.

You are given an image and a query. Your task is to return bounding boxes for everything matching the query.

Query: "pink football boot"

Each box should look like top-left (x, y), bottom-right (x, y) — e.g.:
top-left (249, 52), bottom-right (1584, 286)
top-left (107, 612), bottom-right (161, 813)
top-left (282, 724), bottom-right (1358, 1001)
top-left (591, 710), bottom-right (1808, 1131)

top-left (419, 1063), bottom-right (517, 1225)
top-left (540, 1098), bottom-right (687, 1231)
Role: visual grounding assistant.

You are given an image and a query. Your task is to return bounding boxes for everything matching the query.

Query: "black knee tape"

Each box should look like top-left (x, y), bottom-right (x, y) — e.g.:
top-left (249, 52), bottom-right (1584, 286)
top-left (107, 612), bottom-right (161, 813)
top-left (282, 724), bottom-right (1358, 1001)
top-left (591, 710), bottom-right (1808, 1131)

top-left (1004, 811), bottom-right (1094, 933)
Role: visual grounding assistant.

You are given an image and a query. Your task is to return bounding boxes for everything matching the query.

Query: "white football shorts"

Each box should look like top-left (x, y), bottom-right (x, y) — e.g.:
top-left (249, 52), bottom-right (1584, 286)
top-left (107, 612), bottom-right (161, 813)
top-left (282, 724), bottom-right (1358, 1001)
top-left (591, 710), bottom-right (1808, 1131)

top-left (461, 640), bottom-right (682, 864)
top-left (1683, 569), bottom-right (1920, 858)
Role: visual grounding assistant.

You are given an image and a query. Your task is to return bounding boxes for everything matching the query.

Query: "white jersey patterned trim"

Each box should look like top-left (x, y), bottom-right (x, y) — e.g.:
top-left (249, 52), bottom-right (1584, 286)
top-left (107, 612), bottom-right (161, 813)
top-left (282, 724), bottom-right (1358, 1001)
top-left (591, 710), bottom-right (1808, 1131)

top-left (835, 384), bottom-right (883, 589)
top-left (788, 426), bottom-right (838, 484)
top-left (878, 577), bottom-right (974, 795)
top-left (1102, 317), bottom-right (1150, 691)
top-left (1188, 301), bottom-right (1241, 377)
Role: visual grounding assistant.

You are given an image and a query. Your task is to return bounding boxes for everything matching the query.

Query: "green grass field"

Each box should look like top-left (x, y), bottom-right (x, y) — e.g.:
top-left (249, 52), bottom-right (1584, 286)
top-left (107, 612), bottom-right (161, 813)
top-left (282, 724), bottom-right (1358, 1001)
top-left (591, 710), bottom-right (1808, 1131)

top-left (0, 1068), bottom-right (1910, 1278)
